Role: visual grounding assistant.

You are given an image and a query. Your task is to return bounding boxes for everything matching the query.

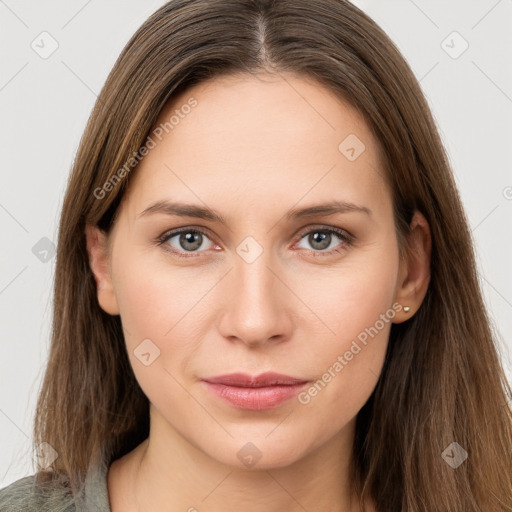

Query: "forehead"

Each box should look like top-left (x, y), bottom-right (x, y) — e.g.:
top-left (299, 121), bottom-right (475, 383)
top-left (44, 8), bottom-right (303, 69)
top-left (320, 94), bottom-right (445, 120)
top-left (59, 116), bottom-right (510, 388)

top-left (121, 72), bottom-right (389, 220)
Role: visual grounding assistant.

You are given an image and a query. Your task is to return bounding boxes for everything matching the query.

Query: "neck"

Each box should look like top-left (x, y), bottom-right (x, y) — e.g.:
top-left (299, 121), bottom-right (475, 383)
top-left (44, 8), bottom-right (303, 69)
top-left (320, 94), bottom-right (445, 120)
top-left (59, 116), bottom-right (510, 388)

top-left (109, 406), bottom-right (368, 512)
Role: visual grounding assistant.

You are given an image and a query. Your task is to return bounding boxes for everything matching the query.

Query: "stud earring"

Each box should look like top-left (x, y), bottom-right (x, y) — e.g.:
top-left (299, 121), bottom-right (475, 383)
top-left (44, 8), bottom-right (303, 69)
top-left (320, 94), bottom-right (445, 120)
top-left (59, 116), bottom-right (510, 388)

top-left (403, 306), bottom-right (411, 313)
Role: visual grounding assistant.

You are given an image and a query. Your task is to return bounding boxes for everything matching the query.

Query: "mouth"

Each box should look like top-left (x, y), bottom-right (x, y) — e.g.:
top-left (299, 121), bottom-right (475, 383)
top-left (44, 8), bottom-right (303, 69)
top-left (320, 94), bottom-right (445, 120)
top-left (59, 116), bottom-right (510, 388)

top-left (201, 372), bottom-right (310, 410)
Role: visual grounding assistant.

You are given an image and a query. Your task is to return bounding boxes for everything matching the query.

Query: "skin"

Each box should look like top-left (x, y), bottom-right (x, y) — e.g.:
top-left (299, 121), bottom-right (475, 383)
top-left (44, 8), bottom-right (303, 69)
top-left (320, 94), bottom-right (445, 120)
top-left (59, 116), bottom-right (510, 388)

top-left (86, 72), bottom-right (431, 512)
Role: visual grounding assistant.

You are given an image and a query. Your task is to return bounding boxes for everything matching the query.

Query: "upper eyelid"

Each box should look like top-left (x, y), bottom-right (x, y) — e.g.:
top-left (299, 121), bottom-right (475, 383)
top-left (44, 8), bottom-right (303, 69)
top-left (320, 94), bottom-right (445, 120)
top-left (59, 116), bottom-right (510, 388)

top-left (295, 224), bottom-right (352, 238)
top-left (158, 225), bottom-right (217, 243)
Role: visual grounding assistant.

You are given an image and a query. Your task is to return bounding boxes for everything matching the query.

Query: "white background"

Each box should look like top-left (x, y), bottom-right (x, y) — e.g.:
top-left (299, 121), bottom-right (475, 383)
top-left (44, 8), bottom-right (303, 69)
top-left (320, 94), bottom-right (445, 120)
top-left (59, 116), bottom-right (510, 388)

top-left (1, 0), bottom-right (511, 488)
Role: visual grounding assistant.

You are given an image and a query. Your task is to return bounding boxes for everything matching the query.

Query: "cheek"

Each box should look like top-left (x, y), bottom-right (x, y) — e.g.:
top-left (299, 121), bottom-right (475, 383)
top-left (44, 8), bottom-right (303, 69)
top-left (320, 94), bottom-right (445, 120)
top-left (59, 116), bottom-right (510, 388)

top-left (111, 242), bottom-right (204, 338)
top-left (114, 268), bottom-right (170, 343)
top-left (111, 251), bottom-right (216, 394)
top-left (292, 241), bottom-right (399, 414)
top-left (295, 237), bottom-right (398, 345)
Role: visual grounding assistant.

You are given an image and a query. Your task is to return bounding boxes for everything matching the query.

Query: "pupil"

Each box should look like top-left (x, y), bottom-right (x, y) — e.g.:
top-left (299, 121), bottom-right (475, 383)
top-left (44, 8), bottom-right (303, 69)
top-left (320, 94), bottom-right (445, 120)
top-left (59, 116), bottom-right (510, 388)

top-left (180, 232), bottom-right (202, 251)
top-left (310, 231), bottom-right (330, 250)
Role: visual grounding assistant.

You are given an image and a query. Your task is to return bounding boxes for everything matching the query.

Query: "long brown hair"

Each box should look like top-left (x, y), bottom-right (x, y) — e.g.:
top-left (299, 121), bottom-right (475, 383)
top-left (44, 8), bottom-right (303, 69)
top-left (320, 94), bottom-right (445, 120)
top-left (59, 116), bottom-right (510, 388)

top-left (31, 0), bottom-right (512, 509)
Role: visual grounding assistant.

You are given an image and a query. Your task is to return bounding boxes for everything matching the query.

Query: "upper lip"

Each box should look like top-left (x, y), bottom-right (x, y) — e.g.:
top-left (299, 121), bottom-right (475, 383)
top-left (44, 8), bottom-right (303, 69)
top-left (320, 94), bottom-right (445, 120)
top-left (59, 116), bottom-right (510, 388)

top-left (202, 372), bottom-right (309, 388)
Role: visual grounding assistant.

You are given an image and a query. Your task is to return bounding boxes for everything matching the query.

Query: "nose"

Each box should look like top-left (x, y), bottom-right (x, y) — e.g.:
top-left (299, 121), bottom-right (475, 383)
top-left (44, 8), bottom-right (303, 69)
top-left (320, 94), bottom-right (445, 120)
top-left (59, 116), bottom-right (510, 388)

top-left (217, 253), bottom-right (294, 348)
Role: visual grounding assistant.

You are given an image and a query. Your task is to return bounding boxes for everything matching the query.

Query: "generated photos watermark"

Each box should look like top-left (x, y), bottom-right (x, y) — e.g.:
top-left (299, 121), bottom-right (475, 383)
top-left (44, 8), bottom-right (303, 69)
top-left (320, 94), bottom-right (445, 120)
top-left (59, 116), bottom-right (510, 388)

top-left (93, 97), bottom-right (198, 200)
top-left (298, 302), bottom-right (403, 405)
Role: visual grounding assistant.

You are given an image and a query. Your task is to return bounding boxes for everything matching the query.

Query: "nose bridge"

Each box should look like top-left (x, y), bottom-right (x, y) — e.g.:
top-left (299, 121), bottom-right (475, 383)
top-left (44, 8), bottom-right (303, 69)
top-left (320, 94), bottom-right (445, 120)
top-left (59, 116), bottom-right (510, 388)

top-left (234, 232), bottom-right (279, 302)
top-left (219, 243), bottom-right (292, 346)
top-left (236, 251), bottom-right (276, 306)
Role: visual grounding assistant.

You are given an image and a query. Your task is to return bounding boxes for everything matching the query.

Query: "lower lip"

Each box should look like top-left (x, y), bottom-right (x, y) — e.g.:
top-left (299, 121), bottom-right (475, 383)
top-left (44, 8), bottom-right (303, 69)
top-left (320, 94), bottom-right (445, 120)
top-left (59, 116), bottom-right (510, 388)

top-left (203, 381), bottom-right (308, 410)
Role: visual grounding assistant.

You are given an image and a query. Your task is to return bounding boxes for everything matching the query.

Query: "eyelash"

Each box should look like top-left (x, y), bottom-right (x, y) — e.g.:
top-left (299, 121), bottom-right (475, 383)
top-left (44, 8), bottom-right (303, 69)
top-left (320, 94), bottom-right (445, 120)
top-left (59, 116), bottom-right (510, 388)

top-left (156, 225), bottom-right (354, 259)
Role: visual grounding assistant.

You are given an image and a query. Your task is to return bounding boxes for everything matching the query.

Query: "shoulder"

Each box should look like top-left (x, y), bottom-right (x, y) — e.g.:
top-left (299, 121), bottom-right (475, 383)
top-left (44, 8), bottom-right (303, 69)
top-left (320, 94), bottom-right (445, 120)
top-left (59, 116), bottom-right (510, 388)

top-left (0, 462), bottom-right (111, 512)
top-left (0, 472), bottom-right (76, 512)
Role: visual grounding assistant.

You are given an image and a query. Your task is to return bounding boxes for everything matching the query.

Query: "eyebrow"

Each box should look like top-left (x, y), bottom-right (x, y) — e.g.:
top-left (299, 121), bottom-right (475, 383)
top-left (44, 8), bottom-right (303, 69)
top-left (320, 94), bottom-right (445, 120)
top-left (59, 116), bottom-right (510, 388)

top-left (137, 199), bottom-right (372, 224)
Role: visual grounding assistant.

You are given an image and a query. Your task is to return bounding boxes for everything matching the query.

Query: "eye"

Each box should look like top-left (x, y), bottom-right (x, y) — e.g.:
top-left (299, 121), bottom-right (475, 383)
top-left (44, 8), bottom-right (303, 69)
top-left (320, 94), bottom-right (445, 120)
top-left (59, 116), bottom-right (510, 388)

top-left (295, 227), bottom-right (352, 255)
top-left (156, 225), bottom-right (353, 259)
top-left (157, 228), bottom-right (219, 257)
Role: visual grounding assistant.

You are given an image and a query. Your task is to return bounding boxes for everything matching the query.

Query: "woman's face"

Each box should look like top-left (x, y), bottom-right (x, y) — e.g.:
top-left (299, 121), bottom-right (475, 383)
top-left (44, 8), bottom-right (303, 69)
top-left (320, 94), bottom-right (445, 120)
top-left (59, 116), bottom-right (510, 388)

top-left (93, 72), bottom-right (410, 469)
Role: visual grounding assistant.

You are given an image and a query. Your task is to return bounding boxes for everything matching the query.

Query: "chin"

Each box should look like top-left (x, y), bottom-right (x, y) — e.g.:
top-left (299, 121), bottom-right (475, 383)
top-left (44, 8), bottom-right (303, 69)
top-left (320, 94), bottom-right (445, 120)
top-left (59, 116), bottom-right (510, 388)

top-left (203, 433), bottom-right (310, 471)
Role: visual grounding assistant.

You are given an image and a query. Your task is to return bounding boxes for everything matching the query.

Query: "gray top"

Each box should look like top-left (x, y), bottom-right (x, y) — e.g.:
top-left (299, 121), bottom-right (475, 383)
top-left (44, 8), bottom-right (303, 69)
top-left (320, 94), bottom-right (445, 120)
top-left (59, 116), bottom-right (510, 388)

top-left (0, 460), bottom-right (111, 512)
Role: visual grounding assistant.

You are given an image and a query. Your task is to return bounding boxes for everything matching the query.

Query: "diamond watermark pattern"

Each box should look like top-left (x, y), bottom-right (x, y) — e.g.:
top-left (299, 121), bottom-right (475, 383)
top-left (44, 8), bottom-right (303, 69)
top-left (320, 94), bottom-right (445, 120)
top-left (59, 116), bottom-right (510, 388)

top-left (338, 134), bottom-right (366, 161)
top-left (35, 442), bottom-right (59, 469)
top-left (236, 236), bottom-right (263, 264)
top-left (134, 338), bottom-right (161, 366)
top-left (237, 442), bottom-right (262, 468)
top-left (32, 237), bottom-right (56, 263)
top-left (31, 31), bottom-right (59, 59)
top-left (441, 31), bottom-right (469, 59)
top-left (441, 441), bottom-right (468, 469)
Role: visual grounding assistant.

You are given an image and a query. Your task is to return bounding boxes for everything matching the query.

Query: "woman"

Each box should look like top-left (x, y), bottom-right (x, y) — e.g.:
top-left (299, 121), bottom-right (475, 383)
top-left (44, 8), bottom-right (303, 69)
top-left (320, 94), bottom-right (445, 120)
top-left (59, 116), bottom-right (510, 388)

top-left (1, 0), bottom-right (511, 510)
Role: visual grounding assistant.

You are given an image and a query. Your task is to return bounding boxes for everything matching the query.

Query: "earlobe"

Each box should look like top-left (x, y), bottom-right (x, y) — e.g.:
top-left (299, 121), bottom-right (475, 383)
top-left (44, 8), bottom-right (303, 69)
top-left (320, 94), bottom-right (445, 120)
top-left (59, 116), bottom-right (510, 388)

top-left (393, 210), bottom-right (432, 324)
top-left (85, 224), bottom-right (120, 315)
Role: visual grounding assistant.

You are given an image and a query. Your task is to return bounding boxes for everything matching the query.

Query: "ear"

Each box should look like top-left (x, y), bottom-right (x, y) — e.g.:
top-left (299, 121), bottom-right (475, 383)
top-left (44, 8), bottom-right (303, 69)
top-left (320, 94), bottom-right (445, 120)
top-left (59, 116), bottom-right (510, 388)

top-left (393, 210), bottom-right (431, 323)
top-left (85, 224), bottom-right (120, 315)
